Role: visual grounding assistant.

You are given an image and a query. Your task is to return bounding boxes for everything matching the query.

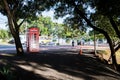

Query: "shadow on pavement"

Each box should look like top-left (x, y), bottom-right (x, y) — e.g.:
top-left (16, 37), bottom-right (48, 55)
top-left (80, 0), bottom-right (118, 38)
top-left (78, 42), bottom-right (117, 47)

top-left (0, 50), bottom-right (120, 80)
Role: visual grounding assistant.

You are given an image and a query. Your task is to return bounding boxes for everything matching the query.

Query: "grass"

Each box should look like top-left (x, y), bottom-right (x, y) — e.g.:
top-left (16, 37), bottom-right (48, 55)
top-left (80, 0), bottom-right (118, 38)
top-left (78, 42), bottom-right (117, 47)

top-left (97, 50), bottom-right (108, 55)
top-left (116, 50), bottom-right (120, 64)
top-left (97, 49), bottom-right (120, 64)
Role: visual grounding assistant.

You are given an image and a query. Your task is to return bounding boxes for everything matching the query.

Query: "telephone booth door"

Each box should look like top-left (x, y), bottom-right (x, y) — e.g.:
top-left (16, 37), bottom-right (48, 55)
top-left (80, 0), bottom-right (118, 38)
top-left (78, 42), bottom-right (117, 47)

top-left (27, 27), bottom-right (39, 53)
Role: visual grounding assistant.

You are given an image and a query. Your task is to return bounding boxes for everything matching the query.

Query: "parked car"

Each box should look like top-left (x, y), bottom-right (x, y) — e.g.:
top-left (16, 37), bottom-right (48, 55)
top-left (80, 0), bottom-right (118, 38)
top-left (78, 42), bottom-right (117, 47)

top-left (8, 35), bottom-right (26, 45)
top-left (39, 37), bottom-right (52, 45)
top-left (47, 42), bottom-right (56, 46)
top-left (8, 39), bottom-right (15, 44)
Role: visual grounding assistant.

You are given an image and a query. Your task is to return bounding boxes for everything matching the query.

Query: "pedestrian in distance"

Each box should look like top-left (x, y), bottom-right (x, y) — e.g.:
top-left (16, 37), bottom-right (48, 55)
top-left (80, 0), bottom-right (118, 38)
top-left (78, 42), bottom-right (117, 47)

top-left (72, 40), bottom-right (74, 47)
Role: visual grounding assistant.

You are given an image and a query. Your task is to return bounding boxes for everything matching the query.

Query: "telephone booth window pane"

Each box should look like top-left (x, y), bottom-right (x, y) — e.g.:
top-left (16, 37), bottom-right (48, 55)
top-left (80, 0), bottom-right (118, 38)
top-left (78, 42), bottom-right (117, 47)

top-left (34, 34), bottom-right (37, 42)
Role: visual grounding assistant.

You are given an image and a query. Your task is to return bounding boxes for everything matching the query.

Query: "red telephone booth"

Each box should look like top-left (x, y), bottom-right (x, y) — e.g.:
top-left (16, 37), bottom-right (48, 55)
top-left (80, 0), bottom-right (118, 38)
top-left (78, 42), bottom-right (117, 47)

top-left (27, 27), bottom-right (40, 53)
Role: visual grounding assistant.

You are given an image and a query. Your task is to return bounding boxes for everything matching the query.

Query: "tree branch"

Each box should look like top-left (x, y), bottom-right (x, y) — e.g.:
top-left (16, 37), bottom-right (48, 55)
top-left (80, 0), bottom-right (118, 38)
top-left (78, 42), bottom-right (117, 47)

top-left (74, 5), bottom-right (107, 36)
top-left (18, 18), bottom-right (26, 28)
top-left (12, 1), bottom-right (19, 16)
top-left (108, 16), bottom-right (120, 38)
top-left (115, 42), bottom-right (120, 52)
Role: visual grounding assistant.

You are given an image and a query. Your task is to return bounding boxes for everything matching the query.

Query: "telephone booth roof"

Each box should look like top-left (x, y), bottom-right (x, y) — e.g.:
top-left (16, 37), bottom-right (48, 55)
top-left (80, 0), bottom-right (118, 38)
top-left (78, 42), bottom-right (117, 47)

top-left (28, 27), bottom-right (39, 32)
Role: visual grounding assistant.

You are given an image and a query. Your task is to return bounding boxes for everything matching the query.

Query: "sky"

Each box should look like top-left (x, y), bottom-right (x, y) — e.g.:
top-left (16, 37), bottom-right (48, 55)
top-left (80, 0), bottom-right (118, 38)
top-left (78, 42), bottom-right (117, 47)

top-left (42, 10), bottom-right (64, 24)
top-left (0, 13), bottom-right (8, 29)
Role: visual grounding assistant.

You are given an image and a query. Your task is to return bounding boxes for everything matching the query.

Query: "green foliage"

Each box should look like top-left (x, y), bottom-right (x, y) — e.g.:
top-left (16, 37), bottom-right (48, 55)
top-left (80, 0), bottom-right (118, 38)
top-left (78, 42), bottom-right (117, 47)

top-left (91, 0), bottom-right (120, 37)
top-left (91, 15), bottom-right (116, 37)
top-left (26, 16), bottom-right (54, 36)
top-left (25, 15), bottom-right (84, 39)
top-left (89, 30), bottom-right (105, 40)
top-left (0, 64), bottom-right (15, 80)
top-left (63, 24), bottom-right (85, 39)
top-left (53, 23), bottom-right (66, 38)
top-left (53, 0), bottom-right (88, 32)
top-left (0, 29), bottom-right (10, 39)
top-left (0, 0), bottom-right (48, 19)
top-left (92, 0), bottom-right (120, 17)
top-left (50, 0), bottom-right (120, 40)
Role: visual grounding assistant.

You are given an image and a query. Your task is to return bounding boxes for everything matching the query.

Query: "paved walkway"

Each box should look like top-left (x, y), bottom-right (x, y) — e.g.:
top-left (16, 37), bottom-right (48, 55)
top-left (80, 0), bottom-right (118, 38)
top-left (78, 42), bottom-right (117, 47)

top-left (0, 49), bottom-right (120, 80)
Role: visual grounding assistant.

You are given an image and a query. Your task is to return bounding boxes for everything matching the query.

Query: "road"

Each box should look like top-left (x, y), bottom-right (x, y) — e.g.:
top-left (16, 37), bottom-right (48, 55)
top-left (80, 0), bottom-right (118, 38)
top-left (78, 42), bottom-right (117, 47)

top-left (0, 44), bottom-right (77, 53)
top-left (0, 44), bottom-right (109, 53)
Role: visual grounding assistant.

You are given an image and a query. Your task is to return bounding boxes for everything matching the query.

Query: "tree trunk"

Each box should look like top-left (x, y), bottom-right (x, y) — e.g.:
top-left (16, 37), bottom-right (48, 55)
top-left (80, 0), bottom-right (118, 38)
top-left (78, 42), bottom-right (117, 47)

top-left (106, 35), bottom-right (118, 70)
top-left (14, 32), bottom-right (24, 56)
top-left (3, 0), bottom-right (24, 55)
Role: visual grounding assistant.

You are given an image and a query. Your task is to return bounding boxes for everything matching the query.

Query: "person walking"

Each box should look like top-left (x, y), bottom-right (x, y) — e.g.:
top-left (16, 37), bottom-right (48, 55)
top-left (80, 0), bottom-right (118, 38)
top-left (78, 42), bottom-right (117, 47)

top-left (72, 40), bottom-right (74, 47)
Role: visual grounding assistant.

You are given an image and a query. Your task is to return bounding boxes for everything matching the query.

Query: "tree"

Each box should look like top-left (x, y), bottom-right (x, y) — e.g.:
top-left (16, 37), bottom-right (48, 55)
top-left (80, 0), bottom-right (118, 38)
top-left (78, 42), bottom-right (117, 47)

top-left (89, 30), bottom-right (105, 41)
top-left (92, 0), bottom-right (120, 39)
top-left (45, 0), bottom-right (120, 70)
top-left (91, 14), bottom-right (119, 46)
top-left (0, 0), bottom-right (48, 55)
top-left (34, 16), bottom-right (54, 36)
top-left (26, 15), bottom-right (58, 36)
top-left (90, 0), bottom-right (120, 70)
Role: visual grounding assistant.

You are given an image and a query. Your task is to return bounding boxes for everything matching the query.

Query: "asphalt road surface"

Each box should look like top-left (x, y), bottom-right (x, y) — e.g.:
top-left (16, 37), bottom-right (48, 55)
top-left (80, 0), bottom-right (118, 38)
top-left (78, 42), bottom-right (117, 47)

top-left (0, 44), bottom-right (76, 53)
top-left (0, 44), bottom-right (109, 53)
top-left (0, 44), bottom-right (120, 80)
